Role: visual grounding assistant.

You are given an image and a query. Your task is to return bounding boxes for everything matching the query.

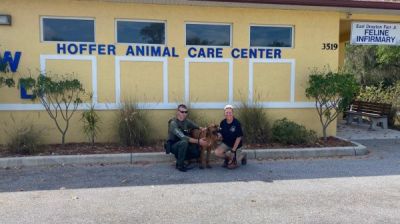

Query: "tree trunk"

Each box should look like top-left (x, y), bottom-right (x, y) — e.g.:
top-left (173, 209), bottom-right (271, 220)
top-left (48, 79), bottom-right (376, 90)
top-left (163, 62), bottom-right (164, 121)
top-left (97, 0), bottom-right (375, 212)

top-left (62, 133), bottom-right (66, 145)
top-left (91, 133), bottom-right (95, 145)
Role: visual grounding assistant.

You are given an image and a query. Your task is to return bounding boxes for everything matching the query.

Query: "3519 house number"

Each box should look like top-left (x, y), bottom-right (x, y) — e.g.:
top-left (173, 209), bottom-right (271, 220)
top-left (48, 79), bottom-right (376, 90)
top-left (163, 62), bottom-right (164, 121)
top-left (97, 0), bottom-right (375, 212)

top-left (322, 43), bottom-right (338, 50)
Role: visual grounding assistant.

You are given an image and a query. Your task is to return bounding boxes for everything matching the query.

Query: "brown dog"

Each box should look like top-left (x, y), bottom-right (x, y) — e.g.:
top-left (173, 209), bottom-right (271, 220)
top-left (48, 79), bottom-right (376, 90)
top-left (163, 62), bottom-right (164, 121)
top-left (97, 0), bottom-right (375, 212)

top-left (191, 124), bottom-right (219, 169)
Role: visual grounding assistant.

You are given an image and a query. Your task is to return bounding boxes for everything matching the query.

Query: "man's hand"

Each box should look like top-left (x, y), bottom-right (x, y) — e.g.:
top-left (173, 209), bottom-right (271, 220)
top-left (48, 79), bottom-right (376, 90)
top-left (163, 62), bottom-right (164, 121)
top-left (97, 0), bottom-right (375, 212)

top-left (198, 138), bottom-right (209, 147)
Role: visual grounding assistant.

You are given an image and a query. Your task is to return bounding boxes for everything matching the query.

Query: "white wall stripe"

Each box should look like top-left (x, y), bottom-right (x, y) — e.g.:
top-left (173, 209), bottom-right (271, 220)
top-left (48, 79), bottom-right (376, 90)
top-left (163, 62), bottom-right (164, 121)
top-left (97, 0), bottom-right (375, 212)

top-left (0, 102), bottom-right (318, 111)
top-left (92, 58), bottom-right (98, 104)
top-left (184, 59), bottom-right (190, 103)
top-left (115, 57), bottom-right (121, 105)
top-left (290, 60), bottom-right (296, 103)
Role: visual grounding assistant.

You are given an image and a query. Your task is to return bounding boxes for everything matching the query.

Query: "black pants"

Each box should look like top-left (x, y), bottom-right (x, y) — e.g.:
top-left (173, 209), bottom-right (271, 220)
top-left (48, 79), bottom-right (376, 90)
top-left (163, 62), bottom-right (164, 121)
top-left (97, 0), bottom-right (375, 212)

top-left (170, 140), bottom-right (200, 167)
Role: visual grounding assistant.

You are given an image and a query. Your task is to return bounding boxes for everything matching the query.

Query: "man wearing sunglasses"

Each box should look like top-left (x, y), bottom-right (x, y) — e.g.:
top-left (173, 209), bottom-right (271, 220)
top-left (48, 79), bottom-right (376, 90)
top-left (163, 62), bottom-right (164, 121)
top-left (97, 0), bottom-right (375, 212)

top-left (167, 104), bottom-right (208, 172)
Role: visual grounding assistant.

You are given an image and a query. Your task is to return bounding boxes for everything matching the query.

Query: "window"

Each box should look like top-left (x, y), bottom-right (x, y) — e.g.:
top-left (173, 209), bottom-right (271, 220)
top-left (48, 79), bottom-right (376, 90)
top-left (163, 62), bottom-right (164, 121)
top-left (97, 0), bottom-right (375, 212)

top-left (42, 17), bottom-right (95, 42)
top-left (186, 23), bottom-right (231, 46)
top-left (116, 20), bottom-right (165, 44)
top-left (250, 26), bottom-right (293, 48)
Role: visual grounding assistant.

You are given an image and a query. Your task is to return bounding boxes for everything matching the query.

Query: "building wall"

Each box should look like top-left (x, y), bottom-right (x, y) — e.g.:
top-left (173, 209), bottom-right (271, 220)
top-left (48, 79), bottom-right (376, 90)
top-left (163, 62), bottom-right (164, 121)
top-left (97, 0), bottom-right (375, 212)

top-left (0, 0), bottom-right (345, 144)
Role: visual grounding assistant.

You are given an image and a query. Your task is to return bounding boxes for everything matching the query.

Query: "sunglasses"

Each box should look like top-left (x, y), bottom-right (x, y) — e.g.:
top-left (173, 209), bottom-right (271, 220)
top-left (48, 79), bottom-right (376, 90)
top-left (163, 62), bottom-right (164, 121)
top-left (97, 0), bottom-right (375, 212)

top-left (179, 110), bottom-right (188, 114)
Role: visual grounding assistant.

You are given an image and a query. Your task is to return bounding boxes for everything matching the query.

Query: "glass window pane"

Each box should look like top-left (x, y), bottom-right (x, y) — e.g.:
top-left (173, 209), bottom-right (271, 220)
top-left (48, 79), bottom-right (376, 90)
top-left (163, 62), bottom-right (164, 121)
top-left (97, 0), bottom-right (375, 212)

top-left (250, 26), bottom-right (293, 47)
top-left (43, 18), bottom-right (94, 42)
top-left (117, 21), bottom-right (165, 44)
top-left (186, 24), bottom-right (231, 46)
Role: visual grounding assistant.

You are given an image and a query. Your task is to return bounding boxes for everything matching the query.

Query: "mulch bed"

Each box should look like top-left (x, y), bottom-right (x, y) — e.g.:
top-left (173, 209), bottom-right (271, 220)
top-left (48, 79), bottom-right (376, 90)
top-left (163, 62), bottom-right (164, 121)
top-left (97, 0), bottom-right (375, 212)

top-left (244, 136), bottom-right (354, 149)
top-left (0, 136), bottom-right (354, 158)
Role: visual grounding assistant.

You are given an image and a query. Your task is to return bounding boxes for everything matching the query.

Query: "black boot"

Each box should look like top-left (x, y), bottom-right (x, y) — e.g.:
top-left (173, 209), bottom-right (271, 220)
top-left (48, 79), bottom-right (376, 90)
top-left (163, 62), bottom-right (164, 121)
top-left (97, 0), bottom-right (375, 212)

top-left (222, 158), bottom-right (229, 168)
top-left (176, 165), bottom-right (187, 172)
top-left (241, 154), bottom-right (247, 165)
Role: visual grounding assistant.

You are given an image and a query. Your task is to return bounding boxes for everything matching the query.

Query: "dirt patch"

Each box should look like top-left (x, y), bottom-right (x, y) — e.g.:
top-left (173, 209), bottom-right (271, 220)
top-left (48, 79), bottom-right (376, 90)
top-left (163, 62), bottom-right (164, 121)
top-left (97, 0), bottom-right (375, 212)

top-left (0, 137), bottom-right (354, 158)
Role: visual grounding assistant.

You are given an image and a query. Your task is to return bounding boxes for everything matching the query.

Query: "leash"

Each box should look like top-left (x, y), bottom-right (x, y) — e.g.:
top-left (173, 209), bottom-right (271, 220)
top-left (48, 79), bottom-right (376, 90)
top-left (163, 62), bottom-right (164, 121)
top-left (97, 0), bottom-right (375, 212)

top-left (227, 150), bottom-right (237, 168)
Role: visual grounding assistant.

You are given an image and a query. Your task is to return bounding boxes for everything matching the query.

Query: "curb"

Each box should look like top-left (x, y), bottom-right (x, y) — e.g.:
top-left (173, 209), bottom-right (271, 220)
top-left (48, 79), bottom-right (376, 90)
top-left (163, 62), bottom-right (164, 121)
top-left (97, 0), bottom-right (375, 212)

top-left (0, 141), bottom-right (367, 168)
top-left (247, 140), bottom-right (368, 160)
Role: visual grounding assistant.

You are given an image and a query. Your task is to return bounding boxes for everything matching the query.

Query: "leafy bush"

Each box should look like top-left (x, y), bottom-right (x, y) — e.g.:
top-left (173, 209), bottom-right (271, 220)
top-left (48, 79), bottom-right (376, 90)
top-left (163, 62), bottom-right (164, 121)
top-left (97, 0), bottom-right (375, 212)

top-left (358, 83), bottom-right (395, 104)
top-left (81, 95), bottom-right (101, 145)
top-left (272, 118), bottom-right (317, 145)
top-left (20, 73), bottom-right (85, 144)
top-left (344, 45), bottom-right (400, 86)
top-left (117, 101), bottom-right (152, 146)
top-left (3, 116), bottom-right (45, 154)
top-left (306, 69), bottom-right (359, 141)
top-left (236, 101), bottom-right (271, 144)
top-left (357, 81), bottom-right (400, 127)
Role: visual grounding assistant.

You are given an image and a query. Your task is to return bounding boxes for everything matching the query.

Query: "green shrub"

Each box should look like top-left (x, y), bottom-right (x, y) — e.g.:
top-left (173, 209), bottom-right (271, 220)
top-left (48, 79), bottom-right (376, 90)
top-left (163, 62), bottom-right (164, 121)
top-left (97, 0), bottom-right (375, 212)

top-left (306, 69), bottom-right (359, 141)
top-left (358, 83), bottom-right (394, 104)
top-left (236, 101), bottom-right (271, 144)
top-left (272, 118), bottom-right (317, 145)
top-left (81, 96), bottom-right (101, 145)
top-left (4, 117), bottom-right (44, 154)
top-left (344, 45), bottom-right (400, 86)
top-left (117, 101), bottom-right (152, 146)
top-left (357, 81), bottom-right (400, 127)
top-left (20, 73), bottom-right (85, 144)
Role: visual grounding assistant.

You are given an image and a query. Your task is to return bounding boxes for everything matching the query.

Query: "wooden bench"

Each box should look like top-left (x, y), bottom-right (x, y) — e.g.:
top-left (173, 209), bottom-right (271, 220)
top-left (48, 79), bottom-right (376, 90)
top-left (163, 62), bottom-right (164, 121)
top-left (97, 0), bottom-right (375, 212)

top-left (345, 100), bottom-right (392, 130)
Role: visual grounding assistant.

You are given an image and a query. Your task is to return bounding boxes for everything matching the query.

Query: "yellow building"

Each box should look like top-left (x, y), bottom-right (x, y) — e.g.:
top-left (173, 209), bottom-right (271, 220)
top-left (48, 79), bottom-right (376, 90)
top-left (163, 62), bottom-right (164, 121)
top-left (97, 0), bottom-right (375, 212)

top-left (1, 0), bottom-right (400, 144)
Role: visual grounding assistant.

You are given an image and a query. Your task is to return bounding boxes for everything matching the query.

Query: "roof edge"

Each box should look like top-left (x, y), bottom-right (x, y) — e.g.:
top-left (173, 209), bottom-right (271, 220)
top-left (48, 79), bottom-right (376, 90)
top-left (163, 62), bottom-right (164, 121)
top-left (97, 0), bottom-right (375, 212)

top-left (191, 0), bottom-right (400, 10)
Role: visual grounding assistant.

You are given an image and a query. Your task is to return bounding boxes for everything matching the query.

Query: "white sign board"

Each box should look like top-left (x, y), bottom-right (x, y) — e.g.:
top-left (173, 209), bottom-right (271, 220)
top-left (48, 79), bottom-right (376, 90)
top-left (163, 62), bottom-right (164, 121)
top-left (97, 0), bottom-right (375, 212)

top-left (351, 22), bottom-right (400, 45)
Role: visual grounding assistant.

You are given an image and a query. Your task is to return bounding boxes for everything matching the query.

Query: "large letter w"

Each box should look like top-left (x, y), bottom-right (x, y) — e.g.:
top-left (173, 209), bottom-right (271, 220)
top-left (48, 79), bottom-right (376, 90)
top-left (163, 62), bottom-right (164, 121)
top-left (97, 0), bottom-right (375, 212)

top-left (1, 51), bottom-right (22, 72)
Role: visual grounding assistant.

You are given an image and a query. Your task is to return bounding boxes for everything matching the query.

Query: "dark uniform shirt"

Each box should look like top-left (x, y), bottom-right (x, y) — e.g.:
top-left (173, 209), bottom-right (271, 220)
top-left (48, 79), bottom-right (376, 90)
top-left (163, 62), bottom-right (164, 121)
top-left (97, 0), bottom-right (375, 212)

top-left (168, 117), bottom-right (199, 143)
top-left (220, 118), bottom-right (243, 148)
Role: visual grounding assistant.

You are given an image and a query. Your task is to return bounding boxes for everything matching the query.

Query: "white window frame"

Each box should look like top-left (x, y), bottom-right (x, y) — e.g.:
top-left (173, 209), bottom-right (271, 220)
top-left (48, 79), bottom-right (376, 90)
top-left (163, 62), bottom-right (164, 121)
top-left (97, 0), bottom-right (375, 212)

top-left (40, 16), bottom-right (96, 43)
top-left (114, 56), bottom-right (169, 107)
top-left (184, 58), bottom-right (234, 109)
top-left (249, 24), bottom-right (294, 48)
top-left (248, 58), bottom-right (296, 107)
top-left (115, 19), bottom-right (167, 46)
top-left (185, 22), bottom-right (232, 48)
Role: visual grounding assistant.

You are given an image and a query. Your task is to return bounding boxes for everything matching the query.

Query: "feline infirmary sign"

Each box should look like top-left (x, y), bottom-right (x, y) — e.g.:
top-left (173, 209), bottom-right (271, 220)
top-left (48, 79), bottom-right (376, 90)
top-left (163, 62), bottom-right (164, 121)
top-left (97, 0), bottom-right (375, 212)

top-left (351, 22), bottom-right (400, 46)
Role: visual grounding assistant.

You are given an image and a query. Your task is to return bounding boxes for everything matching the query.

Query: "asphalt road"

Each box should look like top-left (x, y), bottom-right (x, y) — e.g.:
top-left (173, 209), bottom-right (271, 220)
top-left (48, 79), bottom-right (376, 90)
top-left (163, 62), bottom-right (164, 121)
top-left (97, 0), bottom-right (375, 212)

top-left (1, 139), bottom-right (400, 224)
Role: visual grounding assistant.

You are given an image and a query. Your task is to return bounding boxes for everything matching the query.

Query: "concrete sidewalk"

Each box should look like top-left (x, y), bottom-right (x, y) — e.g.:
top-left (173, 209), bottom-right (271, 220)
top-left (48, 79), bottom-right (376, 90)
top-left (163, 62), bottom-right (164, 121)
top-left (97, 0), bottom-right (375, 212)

top-left (337, 119), bottom-right (400, 140)
top-left (0, 140), bottom-right (367, 168)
